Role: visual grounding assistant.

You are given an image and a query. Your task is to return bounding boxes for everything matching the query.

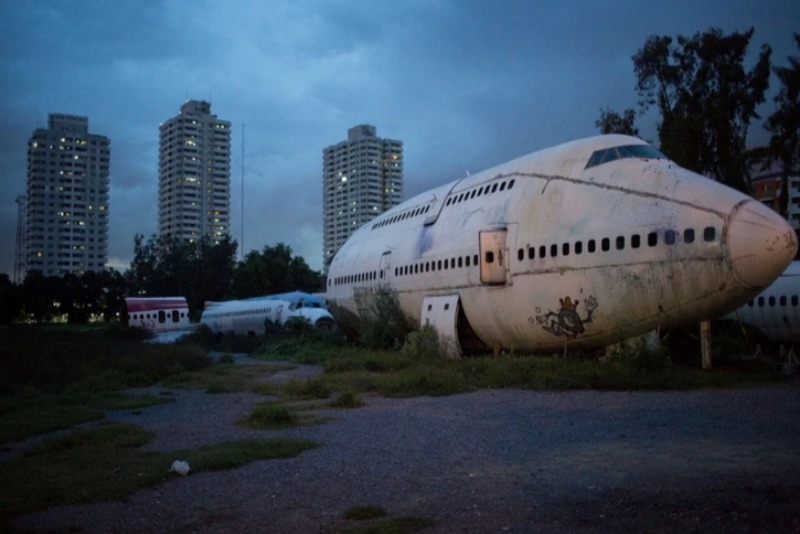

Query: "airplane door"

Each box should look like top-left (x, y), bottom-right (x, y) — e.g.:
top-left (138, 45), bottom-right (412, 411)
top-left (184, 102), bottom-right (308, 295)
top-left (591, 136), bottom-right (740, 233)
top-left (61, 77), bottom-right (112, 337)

top-left (276, 305), bottom-right (284, 325)
top-left (380, 250), bottom-right (392, 283)
top-left (421, 295), bottom-right (462, 358)
top-left (479, 229), bottom-right (508, 285)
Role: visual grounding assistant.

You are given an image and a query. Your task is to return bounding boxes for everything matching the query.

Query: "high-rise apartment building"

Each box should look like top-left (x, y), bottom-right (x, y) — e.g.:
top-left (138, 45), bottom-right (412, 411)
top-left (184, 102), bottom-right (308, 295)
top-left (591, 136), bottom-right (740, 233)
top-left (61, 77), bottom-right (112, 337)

top-left (323, 124), bottom-right (403, 267)
top-left (25, 114), bottom-right (110, 276)
top-left (158, 100), bottom-right (231, 244)
top-left (751, 164), bottom-right (800, 231)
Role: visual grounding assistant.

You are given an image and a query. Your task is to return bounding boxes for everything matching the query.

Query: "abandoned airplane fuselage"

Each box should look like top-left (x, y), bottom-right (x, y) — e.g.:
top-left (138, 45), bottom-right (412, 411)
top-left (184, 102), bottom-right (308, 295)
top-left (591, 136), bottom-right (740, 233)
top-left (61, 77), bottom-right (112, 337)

top-left (326, 135), bottom-right (798, 353)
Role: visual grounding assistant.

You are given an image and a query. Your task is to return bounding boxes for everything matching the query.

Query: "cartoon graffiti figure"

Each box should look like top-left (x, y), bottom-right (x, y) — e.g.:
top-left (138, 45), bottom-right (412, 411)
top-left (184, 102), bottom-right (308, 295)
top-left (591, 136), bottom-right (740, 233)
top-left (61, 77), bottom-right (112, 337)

top-left (536, 295), bottom-right (598, 338)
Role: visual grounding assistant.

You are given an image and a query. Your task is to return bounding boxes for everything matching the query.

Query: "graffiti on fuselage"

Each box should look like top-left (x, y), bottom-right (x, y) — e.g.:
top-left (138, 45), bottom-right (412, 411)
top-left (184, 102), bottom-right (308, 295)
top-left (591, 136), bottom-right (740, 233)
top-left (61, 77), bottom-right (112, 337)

top-left (532, 295), bottom-right (598, 338)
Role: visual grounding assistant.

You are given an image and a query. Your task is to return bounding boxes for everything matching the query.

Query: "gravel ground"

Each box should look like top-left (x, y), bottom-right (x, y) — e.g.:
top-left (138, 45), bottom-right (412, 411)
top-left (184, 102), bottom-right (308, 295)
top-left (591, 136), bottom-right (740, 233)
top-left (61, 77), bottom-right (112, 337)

top-left (10, 358), bottom-right (800, 533)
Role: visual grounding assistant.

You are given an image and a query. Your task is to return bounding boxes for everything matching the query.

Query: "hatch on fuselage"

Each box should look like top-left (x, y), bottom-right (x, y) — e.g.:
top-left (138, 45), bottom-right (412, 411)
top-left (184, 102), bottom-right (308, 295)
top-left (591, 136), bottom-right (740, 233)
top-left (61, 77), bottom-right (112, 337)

top-left (479, 228), bottom-right (509, 285)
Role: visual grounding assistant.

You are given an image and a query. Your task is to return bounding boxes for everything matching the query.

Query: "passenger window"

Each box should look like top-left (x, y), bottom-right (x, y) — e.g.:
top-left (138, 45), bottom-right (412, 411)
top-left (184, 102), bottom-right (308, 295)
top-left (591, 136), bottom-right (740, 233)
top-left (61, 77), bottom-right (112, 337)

top-left (563, 243), bottom-right (570, 256)
top-left (473, 254), bottom-right (479, 265)
top-left (616, 236), bottom-right (625, 250)
top-left (437, 260), bottom-right (442, 270)
top-left (648, 232), bottom-right (658, 247)
top-left (470, 190), bottom-right (477, 198)
top-left (491, 183), bottom-right (498, 193)
top-left (704, 227), bottom-right (715, 241)
top-left (575, 241), bottom-right (583, 254)
top-left (539, 245), bottom-right (546, 258)
top-left (601, 238), bottom-right (610, 252)
top-left (780, 296), bottom-right (787, 306)
top-left (631, 235), bottom-right (640, 249)
top-left (458, 257), bottom-right (463, 268)
top-left (769, 296), bottom-right (776, 306)
top-left (792, 296), bottom-right (799, 306)
top-left (551, 244), bottom-right (558, 257)
top-left (684, 229), bottom-right (695, 243)
top-left (508, 179), bottom-right (515, 189)
top-left (665, 230), bottom-right (676, 245)
top-left (499, 182), bottom-right (506, 191)
top-left (466, 255), bottom-right (472, 267)
top-left (518, 249), bottom-right (524, 261)
top-left (528, 247), bottom-right (535, 259)
top-left (588, 240), bottom-right (596, 253)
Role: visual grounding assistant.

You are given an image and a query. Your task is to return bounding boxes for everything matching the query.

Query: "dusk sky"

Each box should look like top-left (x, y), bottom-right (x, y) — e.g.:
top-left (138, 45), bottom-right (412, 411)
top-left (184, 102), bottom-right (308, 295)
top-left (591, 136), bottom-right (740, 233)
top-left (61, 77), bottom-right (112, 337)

top-left (1, 0), bottom-right (798, 277)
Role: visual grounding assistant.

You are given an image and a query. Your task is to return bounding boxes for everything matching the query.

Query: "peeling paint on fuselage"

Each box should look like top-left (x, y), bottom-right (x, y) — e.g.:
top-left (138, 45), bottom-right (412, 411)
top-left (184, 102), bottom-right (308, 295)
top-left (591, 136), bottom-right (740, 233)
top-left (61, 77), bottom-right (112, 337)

top-left (326, 135), bottom-right (797, 353)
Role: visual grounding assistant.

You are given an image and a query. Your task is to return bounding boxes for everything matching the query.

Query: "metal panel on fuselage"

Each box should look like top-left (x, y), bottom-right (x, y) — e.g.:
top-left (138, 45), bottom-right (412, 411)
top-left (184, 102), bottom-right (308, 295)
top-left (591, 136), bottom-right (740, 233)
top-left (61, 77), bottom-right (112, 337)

top-left (326, 135), bottom-right (796, 353)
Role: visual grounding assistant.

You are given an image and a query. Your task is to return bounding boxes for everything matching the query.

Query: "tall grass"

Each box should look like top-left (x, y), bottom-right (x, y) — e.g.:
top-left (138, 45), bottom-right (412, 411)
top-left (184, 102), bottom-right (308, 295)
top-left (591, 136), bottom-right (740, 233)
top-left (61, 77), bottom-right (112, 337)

top-left (0, 422), bottom-right (317, 527)
top-left (0, 325), bottom-right (212, 444)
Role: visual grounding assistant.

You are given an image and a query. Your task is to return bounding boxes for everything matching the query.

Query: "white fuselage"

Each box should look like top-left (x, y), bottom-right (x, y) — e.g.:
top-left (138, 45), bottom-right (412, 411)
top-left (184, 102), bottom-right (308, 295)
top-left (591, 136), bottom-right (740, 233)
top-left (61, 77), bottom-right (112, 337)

top-left (124, 297), bottom-right (191, 333)
top-left (725, 261), bottom-right (800, 344)
top-left (326, 135), bottom-right (798, 353)
top-left (200, 292), bottom-right (335, 335)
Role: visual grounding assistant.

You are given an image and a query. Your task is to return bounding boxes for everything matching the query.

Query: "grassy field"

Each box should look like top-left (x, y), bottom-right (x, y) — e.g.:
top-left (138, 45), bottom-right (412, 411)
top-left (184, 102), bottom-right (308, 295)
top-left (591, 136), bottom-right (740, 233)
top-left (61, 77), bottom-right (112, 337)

top-left (0, 322), bottom-right (792, 528)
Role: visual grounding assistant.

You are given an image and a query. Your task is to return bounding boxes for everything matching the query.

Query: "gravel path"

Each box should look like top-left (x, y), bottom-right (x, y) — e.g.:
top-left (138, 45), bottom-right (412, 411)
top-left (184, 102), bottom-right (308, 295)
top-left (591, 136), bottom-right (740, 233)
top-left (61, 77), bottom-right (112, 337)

top-left (11, 361), bottom-right (800, 533)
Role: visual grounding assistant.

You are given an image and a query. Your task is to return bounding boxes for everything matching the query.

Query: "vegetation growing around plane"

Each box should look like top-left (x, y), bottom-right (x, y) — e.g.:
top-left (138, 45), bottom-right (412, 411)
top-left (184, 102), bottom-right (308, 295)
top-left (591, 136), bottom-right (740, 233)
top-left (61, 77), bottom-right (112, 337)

top-left (0, 314), bottom-right (790, 527)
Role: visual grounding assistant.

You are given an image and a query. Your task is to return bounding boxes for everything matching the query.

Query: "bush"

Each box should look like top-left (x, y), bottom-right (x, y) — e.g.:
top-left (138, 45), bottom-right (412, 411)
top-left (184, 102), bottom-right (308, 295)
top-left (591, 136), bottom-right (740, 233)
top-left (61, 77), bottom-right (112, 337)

top-left (284, 316), bottom-right (313, 334)
top-left (357, 288), bottom-right (414, 350)
top-left (400, 323), bottom-right (441, 359)
top-left (242, 403), bottom-right (298, 428)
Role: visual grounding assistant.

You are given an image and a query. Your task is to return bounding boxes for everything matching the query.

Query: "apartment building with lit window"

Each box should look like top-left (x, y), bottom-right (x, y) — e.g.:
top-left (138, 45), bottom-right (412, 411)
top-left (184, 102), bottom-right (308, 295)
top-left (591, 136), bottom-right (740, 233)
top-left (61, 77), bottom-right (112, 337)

top-left (158, 100), bottom-right (231, 244)
top-left (25, 113), bottom-right (110, 276)
top-left (751, 163), bottom-right (800, 231)
top-left (323, 124), bottom-right (403, 267)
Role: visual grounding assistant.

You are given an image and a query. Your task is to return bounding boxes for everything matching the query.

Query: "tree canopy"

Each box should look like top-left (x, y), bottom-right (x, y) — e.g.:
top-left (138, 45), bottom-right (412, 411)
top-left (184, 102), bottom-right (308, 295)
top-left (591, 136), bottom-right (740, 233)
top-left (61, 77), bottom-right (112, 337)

top-left (765, 33), bottom-right (800, 217)
top-left (232, 243), bottom-right (321, 299)
top-left (595, 107), bottom-right (639, 136)
top-left (126, 234), bottom-right (238, 316)
top-left (596, 27), bottom-right (773, 194)
top-left (632, 27), bottom-right (771, 192)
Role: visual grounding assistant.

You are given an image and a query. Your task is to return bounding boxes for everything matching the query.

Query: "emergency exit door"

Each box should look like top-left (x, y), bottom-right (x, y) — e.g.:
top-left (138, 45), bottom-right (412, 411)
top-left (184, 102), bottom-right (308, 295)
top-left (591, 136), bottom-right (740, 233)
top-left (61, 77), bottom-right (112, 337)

top-left (479, 229), bottom-right (508, 285)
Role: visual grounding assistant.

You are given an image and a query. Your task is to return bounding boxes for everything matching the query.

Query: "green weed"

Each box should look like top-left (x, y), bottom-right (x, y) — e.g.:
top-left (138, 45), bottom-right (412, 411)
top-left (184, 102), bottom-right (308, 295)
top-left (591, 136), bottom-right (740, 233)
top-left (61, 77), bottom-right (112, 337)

top-left (240, 402), bottom-right (298, 429)
top-left (330, 391), bottom-right (364, 409)
top-left (0, 422), bottom-right (317, 527)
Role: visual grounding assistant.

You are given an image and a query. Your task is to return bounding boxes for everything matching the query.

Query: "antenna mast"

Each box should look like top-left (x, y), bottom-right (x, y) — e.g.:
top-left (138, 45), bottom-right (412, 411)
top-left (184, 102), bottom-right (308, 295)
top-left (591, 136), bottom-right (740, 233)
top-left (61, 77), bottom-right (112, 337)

top-left (241, 122), bottom-right (245, 261)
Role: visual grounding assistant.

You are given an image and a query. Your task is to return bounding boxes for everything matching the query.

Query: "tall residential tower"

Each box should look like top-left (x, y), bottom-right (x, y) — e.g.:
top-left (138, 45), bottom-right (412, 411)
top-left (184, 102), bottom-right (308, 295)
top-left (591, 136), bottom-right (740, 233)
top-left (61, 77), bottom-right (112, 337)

top-left (323, 124), bottom-right (403, 267)
top-left (25, 114), bottom-right (110, 276)
top-left (158, 100), bottom-right (231, 244)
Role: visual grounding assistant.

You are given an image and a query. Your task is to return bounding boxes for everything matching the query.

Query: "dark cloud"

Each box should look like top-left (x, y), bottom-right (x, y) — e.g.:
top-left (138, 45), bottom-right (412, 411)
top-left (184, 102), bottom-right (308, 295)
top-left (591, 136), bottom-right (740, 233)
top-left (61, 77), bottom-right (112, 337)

top-left (1, 0), bottom-right (797, 276)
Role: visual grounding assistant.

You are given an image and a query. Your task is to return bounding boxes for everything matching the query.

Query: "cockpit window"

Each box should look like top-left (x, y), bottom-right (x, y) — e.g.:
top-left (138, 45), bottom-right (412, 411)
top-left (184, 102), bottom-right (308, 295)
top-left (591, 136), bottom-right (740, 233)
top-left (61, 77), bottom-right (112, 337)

top-left (585, 144), bottom-right (667, 169)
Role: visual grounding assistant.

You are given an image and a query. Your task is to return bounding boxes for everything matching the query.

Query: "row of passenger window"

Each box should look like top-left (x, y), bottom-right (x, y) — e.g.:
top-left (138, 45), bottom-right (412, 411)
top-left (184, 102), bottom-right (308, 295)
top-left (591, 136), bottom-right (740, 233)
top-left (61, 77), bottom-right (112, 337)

top-left (205, 308), bottom-right (274, 319)
top-left (445, 179), bottom-right (515, 207)
top-left (747, 294), bottom-right (799, 307)
top-left (331, 270), bottom-right (382, 287)
top-left (371, 204), bottom-right (433, 230)
top-left (394, 254), bottom-right (481, 277)
top-left (516, 226), bottom-right (717, 261)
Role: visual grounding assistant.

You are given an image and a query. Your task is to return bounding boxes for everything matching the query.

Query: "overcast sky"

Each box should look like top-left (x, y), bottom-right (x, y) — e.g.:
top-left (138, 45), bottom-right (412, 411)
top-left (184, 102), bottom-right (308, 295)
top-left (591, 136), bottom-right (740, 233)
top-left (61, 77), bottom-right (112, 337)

top-left (1, 0), bottom-right (797, 277)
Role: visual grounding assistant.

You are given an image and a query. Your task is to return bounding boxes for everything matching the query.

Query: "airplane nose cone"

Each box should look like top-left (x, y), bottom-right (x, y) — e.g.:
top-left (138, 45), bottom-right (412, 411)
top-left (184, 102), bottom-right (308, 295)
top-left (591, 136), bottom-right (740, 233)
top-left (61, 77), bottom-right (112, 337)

top-left (727, 200), bottom-right (798, 289)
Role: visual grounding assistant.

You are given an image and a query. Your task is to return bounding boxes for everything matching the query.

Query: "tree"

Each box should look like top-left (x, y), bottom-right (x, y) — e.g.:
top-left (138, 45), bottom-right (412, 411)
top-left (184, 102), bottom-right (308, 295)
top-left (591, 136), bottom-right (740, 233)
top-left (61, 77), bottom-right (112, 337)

top-left (632, 27), bottom-right (771, 192)
top-left (232, 243), bottom-right (321, 299)
top-left (190, 235), bottom-right (238, 314)
top-left (21, 271), bottom-right (60, 323)
top-left (765, 33), bottom-right (800, 218)
top-left (0, 274), bottom-right (22, 324)
top-left (595, 107), bottom-right (639, 136)
top-left (126, 233), bottom-right (239, 317)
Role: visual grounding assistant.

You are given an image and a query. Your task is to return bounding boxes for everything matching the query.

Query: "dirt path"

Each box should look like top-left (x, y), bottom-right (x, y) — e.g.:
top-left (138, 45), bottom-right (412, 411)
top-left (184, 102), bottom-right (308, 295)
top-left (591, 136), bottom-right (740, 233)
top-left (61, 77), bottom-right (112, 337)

top-left (11, 365), bottom-right (800, 533)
